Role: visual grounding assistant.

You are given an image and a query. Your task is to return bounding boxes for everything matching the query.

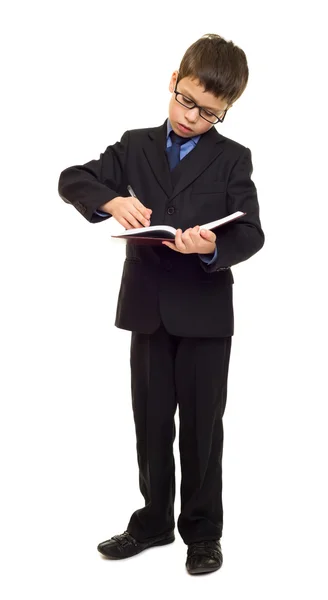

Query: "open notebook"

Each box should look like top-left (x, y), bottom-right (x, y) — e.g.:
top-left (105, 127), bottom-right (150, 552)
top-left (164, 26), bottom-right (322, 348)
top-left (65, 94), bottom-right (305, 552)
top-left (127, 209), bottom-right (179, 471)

top-left (111, 211), bottom-right (245, 245)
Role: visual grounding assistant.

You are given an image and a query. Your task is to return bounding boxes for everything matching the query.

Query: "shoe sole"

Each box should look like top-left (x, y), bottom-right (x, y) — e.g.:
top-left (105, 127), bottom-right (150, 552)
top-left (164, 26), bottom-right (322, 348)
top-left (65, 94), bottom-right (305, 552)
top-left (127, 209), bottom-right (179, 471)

top-left (186, 562), bottom-right (223, 575)
top-left (98, 535), bottom-right (175, 559)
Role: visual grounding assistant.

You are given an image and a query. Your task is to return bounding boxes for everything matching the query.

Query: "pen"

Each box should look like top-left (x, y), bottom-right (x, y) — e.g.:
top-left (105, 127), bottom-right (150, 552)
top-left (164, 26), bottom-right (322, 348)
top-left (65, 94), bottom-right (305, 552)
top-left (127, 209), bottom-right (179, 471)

top-left (128, 184), bottom-right (151, 225)
top-left (127, 185), bottom-right (137, 197)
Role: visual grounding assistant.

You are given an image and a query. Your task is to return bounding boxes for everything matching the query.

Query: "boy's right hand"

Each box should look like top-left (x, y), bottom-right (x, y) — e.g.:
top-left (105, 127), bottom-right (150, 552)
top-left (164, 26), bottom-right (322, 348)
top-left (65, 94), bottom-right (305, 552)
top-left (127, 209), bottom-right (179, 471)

top-left (99, 196), bottom-right (152, 229)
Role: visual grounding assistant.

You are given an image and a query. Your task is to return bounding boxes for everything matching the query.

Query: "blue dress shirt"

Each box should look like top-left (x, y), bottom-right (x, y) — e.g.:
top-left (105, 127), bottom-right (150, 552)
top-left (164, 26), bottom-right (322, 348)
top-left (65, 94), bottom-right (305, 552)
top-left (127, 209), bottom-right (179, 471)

top-left (95, 120), bottom-right (218, 264)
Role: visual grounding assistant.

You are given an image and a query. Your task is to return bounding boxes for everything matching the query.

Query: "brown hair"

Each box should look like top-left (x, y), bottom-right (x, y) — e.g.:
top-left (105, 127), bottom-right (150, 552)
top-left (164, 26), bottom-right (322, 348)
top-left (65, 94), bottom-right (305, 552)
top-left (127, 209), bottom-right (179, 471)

top-left (178, 33), bottom-right (249, 106)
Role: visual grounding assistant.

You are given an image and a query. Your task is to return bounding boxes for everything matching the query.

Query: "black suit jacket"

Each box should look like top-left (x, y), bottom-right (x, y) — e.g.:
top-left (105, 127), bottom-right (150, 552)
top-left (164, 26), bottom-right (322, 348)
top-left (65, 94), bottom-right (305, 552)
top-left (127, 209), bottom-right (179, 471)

top-left (58, 119), bottom-right (265, 337)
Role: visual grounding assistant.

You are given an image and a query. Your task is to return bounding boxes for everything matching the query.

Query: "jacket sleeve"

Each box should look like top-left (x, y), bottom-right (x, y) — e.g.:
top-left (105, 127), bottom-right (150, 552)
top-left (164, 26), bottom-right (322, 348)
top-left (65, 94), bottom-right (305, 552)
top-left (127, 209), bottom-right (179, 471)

top-left (199, 147), bottom-right (265, 273)
top-left (58, 130), bottom-right (129, 223)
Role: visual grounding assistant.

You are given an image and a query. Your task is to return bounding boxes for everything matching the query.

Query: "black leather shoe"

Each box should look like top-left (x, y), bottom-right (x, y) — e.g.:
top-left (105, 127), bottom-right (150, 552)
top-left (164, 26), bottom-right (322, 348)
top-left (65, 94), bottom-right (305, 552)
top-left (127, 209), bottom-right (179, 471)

top-left (97, 529), bottom-right (175, 559)
top-left (186, 540), bottom-right (223, 575)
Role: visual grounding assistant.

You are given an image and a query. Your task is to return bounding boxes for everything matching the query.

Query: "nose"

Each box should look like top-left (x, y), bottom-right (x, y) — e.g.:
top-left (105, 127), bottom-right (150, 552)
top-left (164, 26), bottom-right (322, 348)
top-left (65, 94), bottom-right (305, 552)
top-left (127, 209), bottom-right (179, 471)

top-left (185, 107), bottom-right (199, 123)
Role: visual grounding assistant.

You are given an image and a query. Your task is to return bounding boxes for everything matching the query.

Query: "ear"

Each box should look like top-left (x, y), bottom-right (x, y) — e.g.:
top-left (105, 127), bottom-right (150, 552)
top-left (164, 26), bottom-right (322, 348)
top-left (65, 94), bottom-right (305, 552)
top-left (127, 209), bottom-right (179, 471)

top-left (168, 70), bottom-right (179, 93)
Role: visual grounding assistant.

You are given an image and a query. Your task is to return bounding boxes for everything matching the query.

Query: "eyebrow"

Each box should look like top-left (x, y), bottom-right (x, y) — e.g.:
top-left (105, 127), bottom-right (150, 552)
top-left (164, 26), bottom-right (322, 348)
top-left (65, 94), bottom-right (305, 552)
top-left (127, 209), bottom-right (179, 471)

top-left (179, 88), bottom-right (224, 113)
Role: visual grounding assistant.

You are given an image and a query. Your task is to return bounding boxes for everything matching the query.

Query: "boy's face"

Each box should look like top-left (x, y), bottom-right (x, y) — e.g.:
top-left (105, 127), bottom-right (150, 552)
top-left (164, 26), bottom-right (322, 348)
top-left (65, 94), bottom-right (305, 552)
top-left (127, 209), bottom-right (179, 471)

top-left (168, 70), bottom-right (231, 138)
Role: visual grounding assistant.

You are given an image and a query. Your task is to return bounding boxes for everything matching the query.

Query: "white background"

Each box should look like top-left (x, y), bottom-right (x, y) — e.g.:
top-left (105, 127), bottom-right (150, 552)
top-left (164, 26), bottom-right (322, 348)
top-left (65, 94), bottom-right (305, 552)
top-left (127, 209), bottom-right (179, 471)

top-left (1, 1), bottom-right (327, 598)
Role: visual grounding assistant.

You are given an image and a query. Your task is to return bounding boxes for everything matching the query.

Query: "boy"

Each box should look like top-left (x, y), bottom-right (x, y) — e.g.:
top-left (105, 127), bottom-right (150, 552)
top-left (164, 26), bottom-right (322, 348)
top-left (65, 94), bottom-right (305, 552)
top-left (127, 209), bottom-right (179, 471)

top-left (58, 33), bottom-right (265, 575)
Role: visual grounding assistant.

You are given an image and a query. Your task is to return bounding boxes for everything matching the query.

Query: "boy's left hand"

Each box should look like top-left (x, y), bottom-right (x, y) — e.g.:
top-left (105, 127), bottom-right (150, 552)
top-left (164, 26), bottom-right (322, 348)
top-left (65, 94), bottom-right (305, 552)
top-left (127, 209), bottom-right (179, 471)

top-left (162, 226), bottom-right (216, 255)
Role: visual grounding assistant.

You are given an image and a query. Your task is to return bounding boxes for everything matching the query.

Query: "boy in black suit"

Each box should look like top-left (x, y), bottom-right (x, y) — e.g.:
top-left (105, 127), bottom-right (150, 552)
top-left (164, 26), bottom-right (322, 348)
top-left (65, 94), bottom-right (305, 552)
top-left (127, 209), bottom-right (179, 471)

top-left (58, 33), bottom-right (264, 575)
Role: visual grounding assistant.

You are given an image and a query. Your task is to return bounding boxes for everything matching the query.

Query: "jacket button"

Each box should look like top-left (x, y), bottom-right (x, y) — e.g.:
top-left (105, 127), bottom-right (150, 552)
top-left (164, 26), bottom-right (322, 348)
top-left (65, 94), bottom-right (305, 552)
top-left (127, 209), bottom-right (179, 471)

top-left (167, 207), bottom-right (175, 215)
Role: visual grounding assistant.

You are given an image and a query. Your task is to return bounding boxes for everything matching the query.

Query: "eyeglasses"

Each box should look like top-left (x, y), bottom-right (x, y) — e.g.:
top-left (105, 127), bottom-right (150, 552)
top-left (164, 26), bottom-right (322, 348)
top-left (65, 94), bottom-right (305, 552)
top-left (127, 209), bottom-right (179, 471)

top-left (174, 85), bottom-right (228, 124)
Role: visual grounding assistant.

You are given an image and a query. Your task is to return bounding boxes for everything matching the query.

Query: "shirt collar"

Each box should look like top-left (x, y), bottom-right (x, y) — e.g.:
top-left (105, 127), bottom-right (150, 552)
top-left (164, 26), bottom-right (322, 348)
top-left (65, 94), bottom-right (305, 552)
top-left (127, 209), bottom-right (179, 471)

top-left (167, 119), bottom-right (200, 145)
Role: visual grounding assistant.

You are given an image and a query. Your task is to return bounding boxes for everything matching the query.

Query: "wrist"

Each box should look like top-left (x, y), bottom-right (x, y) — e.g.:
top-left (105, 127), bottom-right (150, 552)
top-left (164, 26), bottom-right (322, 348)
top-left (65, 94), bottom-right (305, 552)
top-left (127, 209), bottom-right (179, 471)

top-left (205, 243), bottom-right (216, 254)
top-left (99, 199), bottom-right (114, 214)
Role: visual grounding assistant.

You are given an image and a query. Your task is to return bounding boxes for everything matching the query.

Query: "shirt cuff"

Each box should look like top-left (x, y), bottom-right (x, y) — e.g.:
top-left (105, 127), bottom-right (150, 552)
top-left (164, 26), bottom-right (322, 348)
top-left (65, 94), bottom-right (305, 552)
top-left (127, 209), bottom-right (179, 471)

top-left (94, 210), bottom-right (110, 217)
top-left (198, 247), bottom-right (218, 264)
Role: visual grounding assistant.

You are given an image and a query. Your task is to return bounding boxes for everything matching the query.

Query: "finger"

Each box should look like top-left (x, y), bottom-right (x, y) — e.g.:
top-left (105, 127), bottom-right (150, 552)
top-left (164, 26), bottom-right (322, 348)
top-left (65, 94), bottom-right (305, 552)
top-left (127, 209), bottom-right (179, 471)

top-left (135, 199), bottom-right (152, 220)
top-left (132, 208), bottom-right (151, 227)
top-left (200, 229), bottom-right (216, 242)
top-left (175, 229), bottom-right (187, 251)
top-left (162, 241), bottom-right (178, 251)
top-left (181, 227), bottom-right (191, 240)
top-left (189, 226), bottom-right (201, 241)
top-left (124, 213), bottom-right (144, 229)
top-left (181, 228), bottom-right (193, 247)
top-left (120, 216), bottom-right (134, 230)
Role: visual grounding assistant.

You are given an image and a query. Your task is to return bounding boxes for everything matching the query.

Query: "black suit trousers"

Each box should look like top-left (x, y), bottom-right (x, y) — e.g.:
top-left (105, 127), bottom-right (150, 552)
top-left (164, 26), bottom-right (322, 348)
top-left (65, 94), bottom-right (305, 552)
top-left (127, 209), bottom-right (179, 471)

top-left (126, 322), bottom-right (232, 545)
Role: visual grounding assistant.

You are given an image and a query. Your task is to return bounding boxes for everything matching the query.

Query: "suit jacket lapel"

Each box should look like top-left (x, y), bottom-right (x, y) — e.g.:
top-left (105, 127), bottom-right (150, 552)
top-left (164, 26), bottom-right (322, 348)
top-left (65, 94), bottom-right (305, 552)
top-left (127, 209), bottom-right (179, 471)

top-left (170, 126), bottom-right (225, 199)
top-left (142, 120), bottom-right (173, 198)
top-left (142, 120), bottom-right (226, 200)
